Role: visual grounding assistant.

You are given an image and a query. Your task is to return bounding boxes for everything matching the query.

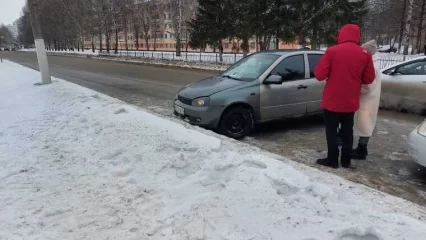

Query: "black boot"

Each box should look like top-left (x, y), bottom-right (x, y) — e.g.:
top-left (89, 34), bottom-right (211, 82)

top-left (316, 158), bottom-right (339, 169)
top-left (351, 144), bottom-right (368, 160)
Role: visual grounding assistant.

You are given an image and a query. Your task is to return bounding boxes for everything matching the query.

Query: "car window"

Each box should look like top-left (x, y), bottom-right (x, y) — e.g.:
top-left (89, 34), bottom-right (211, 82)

top-left (308, 54), bottom-right (323, 78)
top-left (382, 68), bottom-right (395, 75)
top-left (270, 55), bottom-right (305, 81)
top-left (222, 54), bottom-right (280, 82)
top-left (397, 61), bottom-right (426, 75)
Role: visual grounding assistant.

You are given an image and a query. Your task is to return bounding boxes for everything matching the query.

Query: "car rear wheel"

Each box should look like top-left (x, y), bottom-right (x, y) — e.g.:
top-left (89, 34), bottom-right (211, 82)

top-left (219, 106), bottom-right (254, 139)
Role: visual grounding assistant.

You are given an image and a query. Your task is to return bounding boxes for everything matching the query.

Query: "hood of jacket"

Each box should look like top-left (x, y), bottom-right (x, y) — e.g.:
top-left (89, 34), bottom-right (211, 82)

top-left (337, 24), bottom-right (360, 45)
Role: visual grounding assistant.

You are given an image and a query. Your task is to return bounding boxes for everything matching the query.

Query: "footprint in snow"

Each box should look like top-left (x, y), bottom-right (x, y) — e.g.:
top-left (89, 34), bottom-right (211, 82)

top-left (337, 228), bottom-right (382, 240)
top-left (338, 233), bottom-right (381, 240)
top-left (114, 108), bottom-right (127, 114)
top-left (242, 159), bottom-right (267, 169)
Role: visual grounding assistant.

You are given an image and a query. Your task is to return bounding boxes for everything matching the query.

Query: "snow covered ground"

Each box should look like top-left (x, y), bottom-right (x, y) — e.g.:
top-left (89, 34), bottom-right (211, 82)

top-left (1, 60), bottom-right (426, 240)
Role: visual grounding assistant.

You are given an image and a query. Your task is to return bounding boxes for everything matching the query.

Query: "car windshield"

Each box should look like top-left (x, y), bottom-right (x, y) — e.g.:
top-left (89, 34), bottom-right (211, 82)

top-left (222, 54), bottom-right (280, 82)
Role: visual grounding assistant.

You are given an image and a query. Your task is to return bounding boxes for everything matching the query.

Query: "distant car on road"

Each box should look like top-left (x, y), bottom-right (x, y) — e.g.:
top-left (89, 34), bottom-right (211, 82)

top-left (381, 57), bottom-right (426, 114)
top-left (378, 46), bottom-right (397, 53)
top-left (174, 50), bottom-right (325, 139)
top-left (4, 48), bottom-right (10, 51)
top-left (408, 119), bottom-right (426, 167)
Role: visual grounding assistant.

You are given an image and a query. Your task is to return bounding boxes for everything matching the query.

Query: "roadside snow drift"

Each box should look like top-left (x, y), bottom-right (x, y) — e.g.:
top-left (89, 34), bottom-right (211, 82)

top-left (1, 60), bottom-right (426, 240)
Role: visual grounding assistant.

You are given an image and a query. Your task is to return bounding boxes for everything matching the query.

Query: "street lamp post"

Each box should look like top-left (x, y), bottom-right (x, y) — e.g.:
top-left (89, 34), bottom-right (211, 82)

top-left (27, 0), bottom-right (51, 85)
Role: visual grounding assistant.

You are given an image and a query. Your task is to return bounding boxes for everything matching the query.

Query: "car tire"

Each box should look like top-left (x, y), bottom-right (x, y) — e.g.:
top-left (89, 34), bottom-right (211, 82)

top-left (219, 106), bottom-right (254, 139)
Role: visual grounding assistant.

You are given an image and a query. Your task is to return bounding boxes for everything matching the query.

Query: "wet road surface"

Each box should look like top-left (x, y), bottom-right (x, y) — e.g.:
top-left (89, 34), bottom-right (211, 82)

top-left (3, 51), bottom-right (426, 206)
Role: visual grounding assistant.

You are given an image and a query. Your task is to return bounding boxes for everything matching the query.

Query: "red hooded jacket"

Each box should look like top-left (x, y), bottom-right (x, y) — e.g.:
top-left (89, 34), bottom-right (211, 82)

top-left (314, 24), bottom-right (376, 113)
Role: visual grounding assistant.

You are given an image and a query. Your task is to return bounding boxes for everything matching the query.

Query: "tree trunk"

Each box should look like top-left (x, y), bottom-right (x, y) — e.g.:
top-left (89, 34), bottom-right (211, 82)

top-left (312, 25), bottom-right (318, 50)
top-left (145, 37), bottom-right (149, 50)
top-left (185, 30), bottom-right (189, 52)
top-left (176, 37), bottom-right (181, 56)
top-left (106, 31), bottom-right (110, 53)
top-left (135, 29), bottom-right (139, 51)
top-left (99, 31), bottom-right (103, 53)
top-left (416, 0), bottom-right (426, 54)
top-left (219, 40), bottom-right (223, 62)
top-left (91, 36), bottom-right (95, 53)
top-left (125, 25), bottom-right (129, 51)
top-left (154, 37), bottom-right (157, 51)
top-left (242, 37), bottom-right (249, 56)
top-left (403, 0), bottom-right (414, 55)
top-left (114, 27), bottom-right (119, 54)
top-left (398, 0), bottom-right (408, 54)
top-left (275, 35), bottom-right (279, 50)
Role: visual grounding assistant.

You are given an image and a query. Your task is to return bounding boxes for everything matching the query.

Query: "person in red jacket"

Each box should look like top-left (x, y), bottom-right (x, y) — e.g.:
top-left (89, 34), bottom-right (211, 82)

top-left (314, 24), bottom-right (375, 169)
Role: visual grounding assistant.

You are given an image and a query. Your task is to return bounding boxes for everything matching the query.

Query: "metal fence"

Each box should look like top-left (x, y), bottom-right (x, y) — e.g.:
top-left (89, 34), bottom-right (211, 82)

top-left (98, 50), bottom-right (420, 69)
top-left (98, 50), bottom-right (244, 64)
top-left (377, 55), bottom-right (418, 69)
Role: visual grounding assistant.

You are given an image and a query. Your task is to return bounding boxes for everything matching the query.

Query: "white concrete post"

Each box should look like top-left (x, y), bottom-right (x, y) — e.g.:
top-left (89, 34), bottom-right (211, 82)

top-left (27, 0), bottom-right (51, 84)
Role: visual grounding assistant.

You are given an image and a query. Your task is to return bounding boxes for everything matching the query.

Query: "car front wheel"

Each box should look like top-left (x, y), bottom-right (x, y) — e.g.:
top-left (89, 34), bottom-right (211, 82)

top-left (219, 106), bottom-right (254, 139)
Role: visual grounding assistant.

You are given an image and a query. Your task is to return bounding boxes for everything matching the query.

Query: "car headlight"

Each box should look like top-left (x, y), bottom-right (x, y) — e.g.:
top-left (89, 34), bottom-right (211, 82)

top-left (192, 97), bottom-right (210, 107)
top-left (418, 120), bottom-right (426, 137)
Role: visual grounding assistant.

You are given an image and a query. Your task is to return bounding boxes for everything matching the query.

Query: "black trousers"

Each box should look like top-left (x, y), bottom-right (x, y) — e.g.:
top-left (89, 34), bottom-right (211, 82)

top-left (324, 110), bottom-right (355, 166)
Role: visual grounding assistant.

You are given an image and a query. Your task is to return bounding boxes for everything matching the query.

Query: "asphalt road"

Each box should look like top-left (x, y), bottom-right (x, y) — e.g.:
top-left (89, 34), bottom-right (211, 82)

top-left (3, 51), bottom-right (426, 206)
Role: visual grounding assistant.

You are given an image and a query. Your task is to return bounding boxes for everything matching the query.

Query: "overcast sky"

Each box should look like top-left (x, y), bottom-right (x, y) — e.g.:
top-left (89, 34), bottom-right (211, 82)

top-left (0, 0), bottom-right (26, 25)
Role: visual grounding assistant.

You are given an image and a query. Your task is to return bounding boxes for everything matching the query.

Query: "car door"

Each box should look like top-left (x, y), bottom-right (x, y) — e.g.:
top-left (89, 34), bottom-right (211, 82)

top-left (381, 60), bottom-right (426, 112)
top-left (260, 54), bottom-right (310, 121)
top-left (304, 53), bottom-right (325, 113)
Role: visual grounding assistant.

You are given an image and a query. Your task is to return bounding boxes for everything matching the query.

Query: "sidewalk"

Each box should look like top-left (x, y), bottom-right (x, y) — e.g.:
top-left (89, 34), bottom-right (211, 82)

top-left (1, 60), bottom-right (426, 239)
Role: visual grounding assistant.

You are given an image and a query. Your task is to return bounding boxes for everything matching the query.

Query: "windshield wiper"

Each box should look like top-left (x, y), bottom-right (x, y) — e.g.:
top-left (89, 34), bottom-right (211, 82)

top-left (222, 74), bottom-right (242, 81)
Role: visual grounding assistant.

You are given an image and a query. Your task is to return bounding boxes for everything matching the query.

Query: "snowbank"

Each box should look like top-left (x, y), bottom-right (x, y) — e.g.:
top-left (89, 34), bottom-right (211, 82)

top-left (1, 60), bottom-right (426, 240)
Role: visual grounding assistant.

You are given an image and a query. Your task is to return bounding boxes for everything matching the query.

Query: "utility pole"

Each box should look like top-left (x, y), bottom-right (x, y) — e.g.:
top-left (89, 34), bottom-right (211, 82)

top-left (0, 36), bottom-right (3, 63)
top-left (27, 0), bottom-right (51, 84)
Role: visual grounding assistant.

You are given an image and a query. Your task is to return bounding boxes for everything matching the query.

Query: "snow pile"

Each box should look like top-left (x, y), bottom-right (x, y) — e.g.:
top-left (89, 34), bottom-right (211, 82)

top-left (93, 55), bottom-right (229, 71)
top-left (1, 60), bottom-right (426, 240)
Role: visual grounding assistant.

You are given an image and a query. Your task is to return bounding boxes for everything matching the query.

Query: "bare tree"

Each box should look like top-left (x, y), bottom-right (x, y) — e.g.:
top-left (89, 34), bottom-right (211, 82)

top-left (168, 0), bottom-right (183, 56)
top-left (414, 0), bottom-right (426, 54)
top-left (403, 0), bottom-right (414, 55)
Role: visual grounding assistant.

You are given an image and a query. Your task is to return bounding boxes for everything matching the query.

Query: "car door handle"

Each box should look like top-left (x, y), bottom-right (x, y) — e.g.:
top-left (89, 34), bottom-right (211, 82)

top-left (297, 85), bottom-right (308, 89)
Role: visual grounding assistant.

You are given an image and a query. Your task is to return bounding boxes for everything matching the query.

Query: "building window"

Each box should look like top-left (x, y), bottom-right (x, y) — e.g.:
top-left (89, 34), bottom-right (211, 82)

top-left (250, 42), bottom-right (255, 49)
top-left (225, 43), bottom-right (229, 49)
top-left (165, 33), bottom-right (167, 39)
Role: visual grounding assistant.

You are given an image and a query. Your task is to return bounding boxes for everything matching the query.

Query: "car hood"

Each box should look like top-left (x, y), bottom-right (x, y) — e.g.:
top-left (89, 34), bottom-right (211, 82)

top-left (178, 75), bottom-right (245, 99)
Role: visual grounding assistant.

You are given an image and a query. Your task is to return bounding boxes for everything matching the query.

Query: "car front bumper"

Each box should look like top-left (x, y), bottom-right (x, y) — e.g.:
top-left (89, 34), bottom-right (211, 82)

top-left (408, 128), bottom-right (426, 167)
top-left (174, 99), bottom-right (224, 129)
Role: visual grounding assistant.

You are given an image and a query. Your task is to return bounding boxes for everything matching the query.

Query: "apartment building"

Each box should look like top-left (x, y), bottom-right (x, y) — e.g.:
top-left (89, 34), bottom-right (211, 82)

top-left (84, 0), bottom-right (298, 52)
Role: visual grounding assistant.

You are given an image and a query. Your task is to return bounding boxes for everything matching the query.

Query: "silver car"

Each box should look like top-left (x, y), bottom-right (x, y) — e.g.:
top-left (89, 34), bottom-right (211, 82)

top-left (408, 119), bottom-right (426, 168)
top-left (174, 50), bottom-right (325, 139)
top-left (381, 57), bottom-right (426, 115)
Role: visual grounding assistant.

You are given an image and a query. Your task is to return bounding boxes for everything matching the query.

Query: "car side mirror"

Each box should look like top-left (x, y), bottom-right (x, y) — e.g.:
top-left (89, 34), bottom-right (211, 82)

top-left (264, 74), bottom-right (283, 85)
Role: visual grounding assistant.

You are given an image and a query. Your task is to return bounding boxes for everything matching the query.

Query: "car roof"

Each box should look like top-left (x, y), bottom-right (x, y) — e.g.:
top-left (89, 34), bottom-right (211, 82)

top-left (255, 49), bottom-right (324, 56)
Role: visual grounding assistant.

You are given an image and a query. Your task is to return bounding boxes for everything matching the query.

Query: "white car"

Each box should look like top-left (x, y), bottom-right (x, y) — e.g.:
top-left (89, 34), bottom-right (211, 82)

top-left (408, 119), bottom-right (426, 167)
top-left (381, 57), bottom-right (426, 114)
